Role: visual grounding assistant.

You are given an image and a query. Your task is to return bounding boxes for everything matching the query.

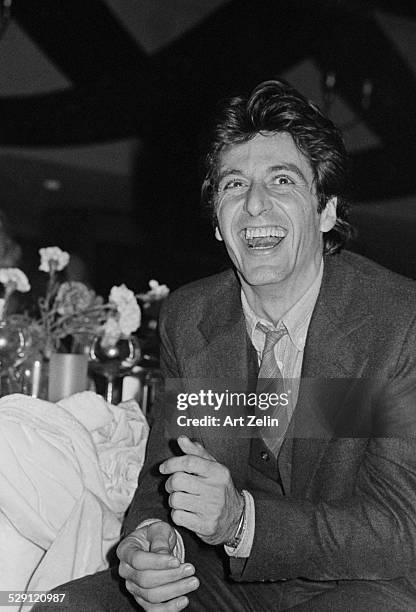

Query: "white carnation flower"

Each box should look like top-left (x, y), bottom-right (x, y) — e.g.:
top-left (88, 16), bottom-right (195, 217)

top-left (108, 285), bottom-right (141, 336)
top-left (150, 280), bottom-right (169, 299)
top-left (118, 303), bottom-right (141, 336)
top-left (109, 284), bottom-right (136, 309)
top-left (39, 246), bottom-right (70, 273)
top-left (0, 268), bottom-right (31, 292)
top-left (139, 279), bottom-right (170, 303)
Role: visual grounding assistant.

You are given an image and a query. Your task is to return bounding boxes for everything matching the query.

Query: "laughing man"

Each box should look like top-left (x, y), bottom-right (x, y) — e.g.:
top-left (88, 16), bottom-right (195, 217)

top-left (41, 80), bottom-right (416, 611)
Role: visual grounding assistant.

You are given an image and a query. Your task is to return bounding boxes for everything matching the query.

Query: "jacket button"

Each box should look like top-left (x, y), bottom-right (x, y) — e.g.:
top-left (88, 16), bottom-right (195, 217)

top-left (260, 451), bottom-right (270, 461)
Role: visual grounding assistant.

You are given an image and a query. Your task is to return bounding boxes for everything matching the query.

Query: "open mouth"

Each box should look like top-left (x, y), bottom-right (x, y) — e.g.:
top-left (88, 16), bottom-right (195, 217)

top-left (242, 226), bottom-right (286, 250)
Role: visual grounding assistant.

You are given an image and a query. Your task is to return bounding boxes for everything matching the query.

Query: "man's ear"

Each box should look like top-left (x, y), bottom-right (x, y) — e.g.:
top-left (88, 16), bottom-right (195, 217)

top-left (319, 197), bottom-right (337, 233)
top-left (215, 225), bottom-right (223, 242)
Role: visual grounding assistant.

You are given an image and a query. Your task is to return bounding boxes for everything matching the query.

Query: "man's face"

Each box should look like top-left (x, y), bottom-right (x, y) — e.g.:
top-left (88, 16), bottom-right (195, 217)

top-left (215, 132), bottom-right (337, 289)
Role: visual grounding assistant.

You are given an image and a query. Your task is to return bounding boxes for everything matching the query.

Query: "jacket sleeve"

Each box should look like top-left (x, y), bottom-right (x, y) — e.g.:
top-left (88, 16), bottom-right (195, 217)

top-left (122, 299), bottom-right (183, 536)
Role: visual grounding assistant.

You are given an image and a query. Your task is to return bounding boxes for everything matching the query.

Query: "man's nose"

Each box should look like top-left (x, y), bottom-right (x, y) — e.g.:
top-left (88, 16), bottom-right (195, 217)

top-left (244, 183), bottom-right (271, 216)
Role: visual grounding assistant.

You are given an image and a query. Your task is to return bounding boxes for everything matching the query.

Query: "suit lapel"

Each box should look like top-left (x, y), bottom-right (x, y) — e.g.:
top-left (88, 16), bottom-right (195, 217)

top-left (182, 271), bottom-right (250, 380)
top-left (181, 272), bottom-right (257, 476)
top-left (288, 254), bottom-right (373, 495)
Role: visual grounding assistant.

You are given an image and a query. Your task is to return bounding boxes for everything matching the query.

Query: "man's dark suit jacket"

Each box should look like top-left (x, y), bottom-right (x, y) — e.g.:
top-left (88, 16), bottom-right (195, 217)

top-left (125, 251), bottom-right (416, 588)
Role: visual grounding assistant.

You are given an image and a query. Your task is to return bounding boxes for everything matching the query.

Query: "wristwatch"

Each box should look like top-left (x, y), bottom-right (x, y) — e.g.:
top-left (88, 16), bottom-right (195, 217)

top-left (225, 491), bottom-right (247, 549)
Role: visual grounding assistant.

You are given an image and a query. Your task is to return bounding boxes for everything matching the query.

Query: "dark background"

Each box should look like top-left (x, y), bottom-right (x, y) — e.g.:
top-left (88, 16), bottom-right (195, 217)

top-left (0, 0), bottom-right (415, 296)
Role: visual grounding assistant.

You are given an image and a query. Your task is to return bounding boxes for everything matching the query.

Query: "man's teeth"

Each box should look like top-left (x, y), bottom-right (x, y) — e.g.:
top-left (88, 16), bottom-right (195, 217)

top-left (242, 226), bottom-right (286, 250)
top-left (244, 226), bottom-right (285, 240)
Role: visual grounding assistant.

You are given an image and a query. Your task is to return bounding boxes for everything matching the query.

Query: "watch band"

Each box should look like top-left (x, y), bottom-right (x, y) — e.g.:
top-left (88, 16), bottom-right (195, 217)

top-left (225, 490), bottom-right (247, 549)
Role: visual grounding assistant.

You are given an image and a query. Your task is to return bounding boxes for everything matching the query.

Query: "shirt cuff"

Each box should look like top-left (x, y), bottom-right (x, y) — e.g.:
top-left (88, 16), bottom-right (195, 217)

top-left (224, 490), bottom-right (255, 558)
top-left (136, 519), bottom-right (185, 563)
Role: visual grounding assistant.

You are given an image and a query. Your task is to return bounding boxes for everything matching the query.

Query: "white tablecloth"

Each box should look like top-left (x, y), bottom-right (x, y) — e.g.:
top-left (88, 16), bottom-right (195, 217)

top-left (0, 391), bottom-right (148, 603)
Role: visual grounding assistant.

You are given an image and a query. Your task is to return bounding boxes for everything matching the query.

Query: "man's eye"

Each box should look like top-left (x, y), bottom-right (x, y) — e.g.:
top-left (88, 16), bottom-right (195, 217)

top-left (272, 175), bottom-right (294, 185)
top-left (222, 178), bottom-right (245, 190)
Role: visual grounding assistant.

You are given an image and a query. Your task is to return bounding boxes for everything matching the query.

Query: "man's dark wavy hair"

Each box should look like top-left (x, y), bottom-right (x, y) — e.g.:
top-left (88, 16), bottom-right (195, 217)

top-left (201, 79), bottom-right (354, 254)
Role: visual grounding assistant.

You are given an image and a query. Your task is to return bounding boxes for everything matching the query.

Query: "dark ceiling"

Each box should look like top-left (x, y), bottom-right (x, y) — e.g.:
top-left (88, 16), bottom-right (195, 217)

top-left (1, 0), bottom-right (415, 202)
top-left (0, 0), bottom-right (415, 287)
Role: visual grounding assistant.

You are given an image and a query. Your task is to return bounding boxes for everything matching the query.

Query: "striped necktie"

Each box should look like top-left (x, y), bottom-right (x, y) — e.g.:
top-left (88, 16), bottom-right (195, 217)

top-left (256, 323), bottom-right (288, 457)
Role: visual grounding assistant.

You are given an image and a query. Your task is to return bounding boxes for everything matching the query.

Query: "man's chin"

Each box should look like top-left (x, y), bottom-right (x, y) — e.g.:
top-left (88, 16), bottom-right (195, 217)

top-left (236, 265), bottom-right (287, 288)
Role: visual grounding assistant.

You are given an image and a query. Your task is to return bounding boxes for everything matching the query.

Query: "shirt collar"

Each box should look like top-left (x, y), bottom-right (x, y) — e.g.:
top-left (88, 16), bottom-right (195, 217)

top-left (241, 259), bottom-right (324, 351)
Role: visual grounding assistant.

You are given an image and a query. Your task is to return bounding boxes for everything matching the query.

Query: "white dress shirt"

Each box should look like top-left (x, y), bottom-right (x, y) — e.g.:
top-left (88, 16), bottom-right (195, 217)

top-left (225, 260), bottom-right (324, 558)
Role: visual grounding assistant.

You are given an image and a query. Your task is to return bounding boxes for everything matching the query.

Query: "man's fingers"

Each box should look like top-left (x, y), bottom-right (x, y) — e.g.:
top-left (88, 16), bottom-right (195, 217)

top-left (168, 491), bottom-right (202, 514)
top-left (142, 564), bottom-right (195, 590)
top-left (177, 436), bottom-right (215, 460)
top-left (148, 521), bottom-right (177, 555)
top-left (122, 563), bottom-right (195, 590)
top-left (165, 472), bottom-right (201, 495)
top-left (160, 454), bottom-right (213, 477)
top-left (159, 437), bottom-right (217, 476)
top-left (117, 522), bottom-right (196, 610)
top-left (118, 538), bottom-right (178, 572)
top-left (171, 509), bottom-right (202, 533)
top-left (130, 590), bottom-right (189, 612)
top-left (126, 575), bottom-right (199, 607)
top-left (144, 576), bottom-right (199, 605)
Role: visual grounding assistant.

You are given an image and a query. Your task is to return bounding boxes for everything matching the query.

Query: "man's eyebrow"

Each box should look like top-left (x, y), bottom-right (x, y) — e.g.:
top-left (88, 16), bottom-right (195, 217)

top-left (217, 168), bottom-right (244, 183)
top-left (217, 163), bottom-right (308, 184)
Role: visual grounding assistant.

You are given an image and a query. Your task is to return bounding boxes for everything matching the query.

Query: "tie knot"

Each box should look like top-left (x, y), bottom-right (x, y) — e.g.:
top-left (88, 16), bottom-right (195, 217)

top-left (256, 322), bottom-right (287, 354)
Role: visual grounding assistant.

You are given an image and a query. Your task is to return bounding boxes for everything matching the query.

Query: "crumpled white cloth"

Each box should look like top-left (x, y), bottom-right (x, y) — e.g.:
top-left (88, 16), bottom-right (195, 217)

top-left (0, 391), bottom-right (149, 599)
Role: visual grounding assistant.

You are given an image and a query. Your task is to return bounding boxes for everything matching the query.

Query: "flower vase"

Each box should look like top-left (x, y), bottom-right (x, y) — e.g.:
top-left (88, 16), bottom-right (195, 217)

top-left (48, 352), bottom-right (89, 402)
top-left (19, 351), bottom-right (49, 399)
